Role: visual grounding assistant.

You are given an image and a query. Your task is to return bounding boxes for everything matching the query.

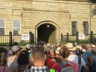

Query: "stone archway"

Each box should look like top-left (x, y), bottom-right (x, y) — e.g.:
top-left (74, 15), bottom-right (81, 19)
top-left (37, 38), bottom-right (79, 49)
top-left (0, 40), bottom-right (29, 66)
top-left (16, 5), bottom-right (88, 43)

top-left (35, 21), bottom-right (60, 44)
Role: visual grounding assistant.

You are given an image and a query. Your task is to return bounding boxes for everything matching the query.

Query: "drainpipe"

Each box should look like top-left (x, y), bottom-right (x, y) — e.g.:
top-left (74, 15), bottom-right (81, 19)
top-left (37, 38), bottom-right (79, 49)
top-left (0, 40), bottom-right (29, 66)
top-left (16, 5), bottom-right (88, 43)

top-left (90, 0), bottom-right (92, 32)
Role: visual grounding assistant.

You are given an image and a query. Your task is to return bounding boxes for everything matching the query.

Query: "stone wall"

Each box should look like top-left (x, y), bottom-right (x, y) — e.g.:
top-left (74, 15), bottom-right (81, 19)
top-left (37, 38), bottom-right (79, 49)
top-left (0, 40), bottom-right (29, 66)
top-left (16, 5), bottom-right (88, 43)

top-left (0, 0), bottom-right (96, 43)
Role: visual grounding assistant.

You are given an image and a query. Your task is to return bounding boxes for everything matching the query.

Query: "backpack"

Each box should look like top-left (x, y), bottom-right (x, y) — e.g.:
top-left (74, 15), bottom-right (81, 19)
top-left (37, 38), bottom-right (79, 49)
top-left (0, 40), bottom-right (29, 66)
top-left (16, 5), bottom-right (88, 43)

top-left (51, 63), bottom-right (61, 72)
top-left (49, 69), bottom-right (56, 72)
top-left (46, 58), bottom-right (57, 69)
top-left (78, 55), bottom-right (82, 72)
top-left (60, 61), bottom-right (78, 72)
top-left (46, 58), bottom-right (61, 72)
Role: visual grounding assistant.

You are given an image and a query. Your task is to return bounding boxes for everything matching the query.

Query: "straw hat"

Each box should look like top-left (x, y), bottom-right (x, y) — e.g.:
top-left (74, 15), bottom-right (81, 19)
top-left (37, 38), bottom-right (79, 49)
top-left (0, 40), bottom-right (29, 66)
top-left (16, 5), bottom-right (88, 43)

top-left (55, 47), bottom-right (61, 54)
top-left (65, 43), bottom-right (75, 51)
top-left (76, 45), bottom-right (83, 50)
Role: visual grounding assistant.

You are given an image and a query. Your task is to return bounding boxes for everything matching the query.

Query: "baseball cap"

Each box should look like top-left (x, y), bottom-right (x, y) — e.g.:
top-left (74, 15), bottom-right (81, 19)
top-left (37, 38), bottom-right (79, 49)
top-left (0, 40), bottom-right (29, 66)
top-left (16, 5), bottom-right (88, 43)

top-left (82, 49), bottom-right (86, 52)
top-left (12, 45), bottom-right (21, 52)
top-left (26, 44), bottom-right (31, 49)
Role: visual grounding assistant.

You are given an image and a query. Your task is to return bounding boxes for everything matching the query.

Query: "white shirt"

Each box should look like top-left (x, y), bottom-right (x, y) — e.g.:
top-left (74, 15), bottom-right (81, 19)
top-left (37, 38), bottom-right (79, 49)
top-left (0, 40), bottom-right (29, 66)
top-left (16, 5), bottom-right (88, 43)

top-left (68, 54), bottom-right (86, 67)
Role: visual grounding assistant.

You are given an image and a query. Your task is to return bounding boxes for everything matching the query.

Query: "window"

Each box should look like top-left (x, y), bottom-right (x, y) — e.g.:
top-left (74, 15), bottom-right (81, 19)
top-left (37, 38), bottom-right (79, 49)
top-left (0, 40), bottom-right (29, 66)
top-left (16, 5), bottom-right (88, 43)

top-left (83, 21), bottom-right (88, 34)
top-left (0, 19), bottom-right (5, 35)
top-left (72, 21), bottom-right (77, 35)
top-left (13, 20), bottom-right (20, 35)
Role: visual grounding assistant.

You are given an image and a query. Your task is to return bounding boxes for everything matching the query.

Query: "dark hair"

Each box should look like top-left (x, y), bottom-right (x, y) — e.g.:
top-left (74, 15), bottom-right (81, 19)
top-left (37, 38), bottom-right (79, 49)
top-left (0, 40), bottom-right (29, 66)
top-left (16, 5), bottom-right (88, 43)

top-left (75, 49), bottom-right (81, 56)
top-left (32, 47), bottom-right (45, 60)
top-left (59, 46), bottom-right (69, 58)
top-left (13, 42), bottom-right (18, 46)
top-left (12, 49), bottom-right (20, 55)
top-left (0, 48), bottom-right (8, 66)
top-left (17, 50), bottom-right (29, 65)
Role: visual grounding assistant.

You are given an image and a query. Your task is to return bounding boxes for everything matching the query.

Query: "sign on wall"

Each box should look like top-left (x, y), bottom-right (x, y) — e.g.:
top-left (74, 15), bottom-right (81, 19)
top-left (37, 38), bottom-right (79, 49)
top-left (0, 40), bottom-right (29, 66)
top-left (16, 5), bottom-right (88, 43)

top-left (79, 34), bottom-right (85, 39)
top-left (21, 34), bottom-right (29, 40)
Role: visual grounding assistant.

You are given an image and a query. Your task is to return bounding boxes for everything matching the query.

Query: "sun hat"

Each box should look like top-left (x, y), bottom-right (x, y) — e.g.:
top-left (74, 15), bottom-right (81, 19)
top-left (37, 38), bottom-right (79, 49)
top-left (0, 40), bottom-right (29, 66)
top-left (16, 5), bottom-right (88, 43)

top-left (76, 45), bottom-right (83, 50)
top-left (55, 47), bottom-right (61, 54)
top-left (26, 44), bottom-right (31, 49)
top-left (65, 43), bottom-right (75, 51)
top-left (12, 45), bottom-right (21, 52)
top-left (91, 44), bottom-right (95, 48)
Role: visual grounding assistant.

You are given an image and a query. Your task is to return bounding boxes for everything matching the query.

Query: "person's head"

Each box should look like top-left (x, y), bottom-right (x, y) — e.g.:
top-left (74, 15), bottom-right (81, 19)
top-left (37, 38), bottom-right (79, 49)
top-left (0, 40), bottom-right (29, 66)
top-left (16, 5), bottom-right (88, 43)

top-left (12, 45), bottom-right (21, 55)
top-left (75, 45), bottom-right (82, 55)
top-left (65, 43), bottom-right (75, 55)
top-left (82, 49), bottom-right (86, 54)
top-left (49, 48), bottom-right (55, 57)
top-left (17, 50), bottom-right (29, 65)
top-left (46, 43), bottom-right (51, 48)
top-left (26, 44), bottom-right (31, 50)
top-left (0, 48), bottom-right (8, 66)
top-left (55, 47), bottom-right (61, 58)
top-left (86, 45), bottom-right (92, 51)
top-left (13, 42), bottom-right (18, 46)
top-left (73, 42), bottom-right (77, 46)
top-left (59, 46), bottom-right (69, 60)
top-left (31, 47), bottom-right (46, 66)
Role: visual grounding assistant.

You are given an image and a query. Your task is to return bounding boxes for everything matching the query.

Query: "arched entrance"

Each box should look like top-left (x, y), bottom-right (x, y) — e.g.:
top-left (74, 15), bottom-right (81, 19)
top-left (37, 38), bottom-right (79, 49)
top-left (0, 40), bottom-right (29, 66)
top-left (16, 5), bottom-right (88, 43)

top-left (35, 21), bottom-right (60, 44)
top-left (38, 23), bottom-right (56, 43)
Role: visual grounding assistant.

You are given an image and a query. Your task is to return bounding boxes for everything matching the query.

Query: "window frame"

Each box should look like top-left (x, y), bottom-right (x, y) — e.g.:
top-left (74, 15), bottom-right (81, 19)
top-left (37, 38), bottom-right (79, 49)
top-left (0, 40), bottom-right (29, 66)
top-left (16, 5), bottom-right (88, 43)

top-left (12, 19), bottom-right (21, 35)
top-left (0, 19), bottom-right (5, 35)
top-left (71, 21), bottom-right (77, 35)
top-left (83, 21), bottom-right (88, 35)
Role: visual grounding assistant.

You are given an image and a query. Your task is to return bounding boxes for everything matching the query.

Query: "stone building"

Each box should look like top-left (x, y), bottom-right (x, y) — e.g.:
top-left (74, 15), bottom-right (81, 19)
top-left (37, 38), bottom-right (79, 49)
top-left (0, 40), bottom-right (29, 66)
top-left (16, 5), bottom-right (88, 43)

top-left (0, 0), bottom-right (96, 43)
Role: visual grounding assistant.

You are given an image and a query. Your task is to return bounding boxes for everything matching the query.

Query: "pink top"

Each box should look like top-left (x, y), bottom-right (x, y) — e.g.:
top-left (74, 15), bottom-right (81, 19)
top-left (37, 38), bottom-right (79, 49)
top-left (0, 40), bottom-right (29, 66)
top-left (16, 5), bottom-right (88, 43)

top-left (0, 66), bottom-right (11, 72)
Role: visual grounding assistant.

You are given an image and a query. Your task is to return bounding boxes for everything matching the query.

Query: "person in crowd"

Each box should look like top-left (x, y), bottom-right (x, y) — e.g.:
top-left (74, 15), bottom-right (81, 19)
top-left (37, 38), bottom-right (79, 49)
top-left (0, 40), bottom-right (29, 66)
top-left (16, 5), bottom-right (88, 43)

top-left (81, 49), bottom-right (89, 72)
top-left (14, 50), bottom-right (32, 72)
top-left (24, 47), bottom-right (52, 72)
top-left (90, 49), bottom-right (96, 72)
top-left (55, 47), bottom-right (61, 63)
top-left (86, 44), bottom-right (92, 71)
top-left (59, 46), bottom-right (77, 72)
top-left (75, 45), bottom-right (82, 56)
top-left (82, 49), bottom-right (89, 66)
top-left (8, 48), bottom-right (12, 56)
top-left (46, 48), bottom-right (58, 67)
top-left (26, 44), bottom-right (32, 54)
top-left (73, 42), bottom-right (78, 47)
top-left (0, 48), bottom-right (11, 72)
top-left (25, 44), bottom-right (33, 63)
top-left (66, 43), bottom-right (89, 72)
top-left (13, 42), bottom-right (19, 46)
top-left (7, 45), bottom-right (21, 72)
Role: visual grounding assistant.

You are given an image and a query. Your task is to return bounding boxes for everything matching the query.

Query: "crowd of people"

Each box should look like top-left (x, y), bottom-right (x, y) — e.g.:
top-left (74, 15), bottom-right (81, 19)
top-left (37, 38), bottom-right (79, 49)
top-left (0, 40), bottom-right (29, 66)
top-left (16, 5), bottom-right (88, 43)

top-left (0, 41), bottom-right (96, 72)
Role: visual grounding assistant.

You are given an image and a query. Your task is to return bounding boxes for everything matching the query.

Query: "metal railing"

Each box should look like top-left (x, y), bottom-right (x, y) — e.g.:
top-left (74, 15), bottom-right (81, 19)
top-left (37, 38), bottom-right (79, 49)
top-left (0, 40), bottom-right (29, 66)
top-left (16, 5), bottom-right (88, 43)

top-left (61, 31), bottom-right (95, 44)
top-left (0, 31), bottom-right (34, 46)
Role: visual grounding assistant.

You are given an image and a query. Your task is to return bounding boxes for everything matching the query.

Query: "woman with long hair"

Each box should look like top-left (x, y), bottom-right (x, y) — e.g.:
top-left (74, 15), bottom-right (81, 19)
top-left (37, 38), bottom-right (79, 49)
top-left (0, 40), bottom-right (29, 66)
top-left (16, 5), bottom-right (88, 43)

top-left (0, 48), bottom-right (11, 72)
top-left (14, 50), bottom-right (31, 72)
